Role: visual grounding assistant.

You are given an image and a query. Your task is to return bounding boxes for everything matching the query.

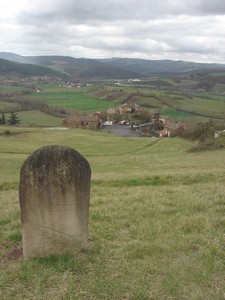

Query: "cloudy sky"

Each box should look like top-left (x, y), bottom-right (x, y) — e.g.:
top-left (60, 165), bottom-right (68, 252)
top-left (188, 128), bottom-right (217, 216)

top-left (0, 0), bottom-right (225, 63)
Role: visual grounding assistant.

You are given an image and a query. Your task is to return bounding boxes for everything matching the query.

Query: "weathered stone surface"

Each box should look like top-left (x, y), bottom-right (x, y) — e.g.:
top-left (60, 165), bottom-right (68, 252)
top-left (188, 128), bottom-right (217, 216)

top-left (19, 145), bottom-right (91, 258)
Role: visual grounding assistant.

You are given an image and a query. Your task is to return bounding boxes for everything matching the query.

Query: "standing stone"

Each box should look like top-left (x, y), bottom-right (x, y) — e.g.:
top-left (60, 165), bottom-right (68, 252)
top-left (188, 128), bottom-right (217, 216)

top-left (19, 145), bottom-right (91, 258)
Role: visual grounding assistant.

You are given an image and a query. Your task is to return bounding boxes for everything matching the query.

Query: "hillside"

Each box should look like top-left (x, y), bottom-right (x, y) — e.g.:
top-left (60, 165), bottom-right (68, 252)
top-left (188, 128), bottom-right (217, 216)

top-left (0, 58), bottom-right (68, 78)
top-left (1, 127), bottom-right (225, 299)
top-left (101, 58), bottom-right (225, 75)
top-left (25, 56), bottom-right (141, 79)
top-left (1, 52), bottom-right (225, 79)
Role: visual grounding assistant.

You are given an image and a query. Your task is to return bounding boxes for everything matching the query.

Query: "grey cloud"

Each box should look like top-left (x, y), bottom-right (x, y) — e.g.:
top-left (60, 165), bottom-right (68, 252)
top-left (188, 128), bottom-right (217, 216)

top-left (2, 0), bottom-right (225, 63)
top-left (198, 0), bottom-right (225, 14)
top-left (18, 0), bottom-right (208, 24)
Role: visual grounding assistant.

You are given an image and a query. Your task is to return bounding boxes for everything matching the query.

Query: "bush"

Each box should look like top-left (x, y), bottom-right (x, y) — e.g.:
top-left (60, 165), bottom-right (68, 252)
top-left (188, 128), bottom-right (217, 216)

top-left (4, 130), bottom-right (11, 136)
top-left (179, 120), bottom-right (215, 142)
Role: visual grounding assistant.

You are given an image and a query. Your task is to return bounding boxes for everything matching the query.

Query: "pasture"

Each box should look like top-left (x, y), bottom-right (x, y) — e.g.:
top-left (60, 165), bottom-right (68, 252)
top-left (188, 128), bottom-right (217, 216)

top-left (26, 85), bottom-right (113, 112)
top-left (1, 126), bottom-right (225, 299)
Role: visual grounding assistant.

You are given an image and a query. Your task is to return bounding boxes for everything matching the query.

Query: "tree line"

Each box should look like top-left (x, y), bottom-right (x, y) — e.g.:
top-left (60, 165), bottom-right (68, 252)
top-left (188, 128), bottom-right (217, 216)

top-left (0, 97), bottom-right (68, 118)
top-left (0, 112), bottom-right (20, 125)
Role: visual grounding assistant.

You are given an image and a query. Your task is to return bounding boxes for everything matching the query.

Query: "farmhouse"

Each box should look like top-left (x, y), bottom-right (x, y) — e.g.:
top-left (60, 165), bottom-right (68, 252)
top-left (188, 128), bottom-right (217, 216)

top-left (160, 122), bottom-right (187, 137)
top-left (63, 113), bottom-right (100, 129)
top-left (118, 103), bottom-right (142, 115)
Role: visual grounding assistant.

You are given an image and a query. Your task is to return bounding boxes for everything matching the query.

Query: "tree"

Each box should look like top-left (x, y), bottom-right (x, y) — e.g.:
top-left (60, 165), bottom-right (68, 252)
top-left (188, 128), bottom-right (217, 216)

top-left (0, 113), bottom-right (6, 125)
top-left (180, 120), bottom-right (215, 143)
top-left (7, 112), bottom-right (21, 125)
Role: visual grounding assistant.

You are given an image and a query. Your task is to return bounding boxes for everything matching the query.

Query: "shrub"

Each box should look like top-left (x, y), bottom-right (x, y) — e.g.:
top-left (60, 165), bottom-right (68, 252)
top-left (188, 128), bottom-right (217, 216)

top-left (4, 130), bottom-right (11, 136)
top-left (179, 120), bottom-right (215, 143)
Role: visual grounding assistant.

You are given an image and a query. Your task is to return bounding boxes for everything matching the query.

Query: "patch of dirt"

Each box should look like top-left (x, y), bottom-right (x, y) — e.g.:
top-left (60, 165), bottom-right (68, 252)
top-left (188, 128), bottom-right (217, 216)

top-left (7, 246), bottom-right (23, 261)
top-left (0, 130), bottom-right (28, 137)
top-left (0, 242), bottom-right (23, 261)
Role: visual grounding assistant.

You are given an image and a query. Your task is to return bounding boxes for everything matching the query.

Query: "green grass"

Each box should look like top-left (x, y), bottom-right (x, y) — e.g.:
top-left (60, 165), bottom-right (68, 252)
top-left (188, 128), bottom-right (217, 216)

top-left (1, 110), bottom-right (62, 127)
top-left (160, 107), bottom-right (219, 123)
top-left (89, 84), bottom-right (225, 121)
top-left (16, 110), bottom-right (63, 127)
top-left (195, 92), bottom-right (225, 102)
top-left (1, 127), bottom-right (225, 299)
top-left (160, 107), bottom-right (194, 119)
top-left (0, 84), bottom-right (25, 93)
top-left (27, 85), bottom-right (113, 112)
top-left (2, 81), bottom-right (225, 126)
top-left (0, 101), bottom-right (22, 112)
top-left (159, 95), bottom-right (225, 119)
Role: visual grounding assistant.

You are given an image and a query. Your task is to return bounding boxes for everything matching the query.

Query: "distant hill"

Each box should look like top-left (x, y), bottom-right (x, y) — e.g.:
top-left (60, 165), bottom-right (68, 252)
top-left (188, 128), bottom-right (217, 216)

top-left (24, 56), bottom-right (140, 79)
top-left (0, 52), bottom-right (28, 63)
top-left (1, 52), bottom-right (225, 79)
top-left (100, 58), bottom-right (225, 75)
top-left (0, 58), bottom-right (68, 78)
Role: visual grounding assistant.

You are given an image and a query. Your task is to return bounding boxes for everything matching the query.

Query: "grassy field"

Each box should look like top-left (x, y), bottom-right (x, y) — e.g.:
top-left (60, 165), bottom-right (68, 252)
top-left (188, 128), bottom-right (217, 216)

top-left (16, 110), bottom-right (63, 127)
top-left (88, 84), bottom-right (225, 122)
top-left (1, 126), bottom-right (225, 299)
top-left (26, 85), bottom-right (113, 112)
top-left (1, 79), bottom-right (225, 125)
top-left (0, 110), bottom-right (63, 130)
top-left (2, 110), bottom-right (63, 127)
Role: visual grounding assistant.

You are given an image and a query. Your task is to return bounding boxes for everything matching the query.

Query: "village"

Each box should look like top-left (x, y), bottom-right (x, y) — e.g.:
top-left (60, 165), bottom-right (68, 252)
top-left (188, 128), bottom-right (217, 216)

top-left (63, 102), bottom-right (187, 138)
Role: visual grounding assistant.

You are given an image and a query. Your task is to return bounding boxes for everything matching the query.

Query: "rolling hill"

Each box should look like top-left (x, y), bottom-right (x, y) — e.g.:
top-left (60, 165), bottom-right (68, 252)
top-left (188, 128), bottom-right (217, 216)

top-left (1, 52), bottom-right (225, 79)
top-left (100, 57), bottom-right (225, 75)
top-left (0, 58), bottom-right (68, 78)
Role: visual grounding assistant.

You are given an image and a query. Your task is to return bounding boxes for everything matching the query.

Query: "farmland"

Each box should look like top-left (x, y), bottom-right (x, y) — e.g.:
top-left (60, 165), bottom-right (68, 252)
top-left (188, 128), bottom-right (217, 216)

top-left (25, 85), bottom-right (113, 112)
top-left (1, 69), bottom-right (225, 127)
top-left (26, 79), bottom-right (225, 124)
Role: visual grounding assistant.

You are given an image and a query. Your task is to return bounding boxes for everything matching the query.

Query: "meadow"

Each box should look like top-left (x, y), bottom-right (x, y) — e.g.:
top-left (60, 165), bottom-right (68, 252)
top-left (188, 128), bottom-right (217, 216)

top-left (1, 126), bottom-right (225, 299)
top-left (26, 85), bottom-right (113, 112)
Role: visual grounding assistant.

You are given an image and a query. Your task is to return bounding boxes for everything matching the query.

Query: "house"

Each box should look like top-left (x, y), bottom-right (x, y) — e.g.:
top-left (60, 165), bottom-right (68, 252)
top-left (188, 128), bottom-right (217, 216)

top-left (63, 113), bottom-right (100, 129)
top-left (118, 103), bottom-right (142, 115)
top-left (159, 116), bottom-right (173, 124)
top-left (215, 130), bottom-right (225, 138)
top-left (160, 122), bottom-right (187, 137)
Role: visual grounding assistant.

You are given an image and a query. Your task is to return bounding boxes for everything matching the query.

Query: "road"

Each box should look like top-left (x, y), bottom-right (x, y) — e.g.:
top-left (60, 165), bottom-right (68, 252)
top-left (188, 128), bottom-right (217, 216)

top-left (101, 124), bottom-right (140, 137)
